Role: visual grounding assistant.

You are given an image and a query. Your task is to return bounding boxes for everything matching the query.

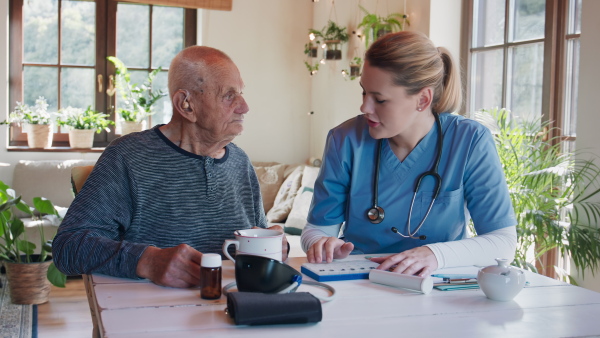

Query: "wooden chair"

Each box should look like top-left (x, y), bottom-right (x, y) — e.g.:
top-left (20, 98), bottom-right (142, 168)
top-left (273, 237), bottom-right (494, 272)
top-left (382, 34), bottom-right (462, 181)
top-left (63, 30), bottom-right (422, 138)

top-left (70, 165), bottom-right (94, 197)
top-left (70, 165), bottom-right (100, 337)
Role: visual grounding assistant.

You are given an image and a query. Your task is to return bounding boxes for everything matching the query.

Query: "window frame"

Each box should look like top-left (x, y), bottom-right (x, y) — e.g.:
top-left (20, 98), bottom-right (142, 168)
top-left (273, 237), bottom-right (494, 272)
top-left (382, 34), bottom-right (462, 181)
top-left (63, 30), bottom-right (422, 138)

top-left (462, 0), bottom-right (575, 141)
top-left (462, 0), bottom-right (581, 278)
top-left (7, 0), bottom-right (196, 151)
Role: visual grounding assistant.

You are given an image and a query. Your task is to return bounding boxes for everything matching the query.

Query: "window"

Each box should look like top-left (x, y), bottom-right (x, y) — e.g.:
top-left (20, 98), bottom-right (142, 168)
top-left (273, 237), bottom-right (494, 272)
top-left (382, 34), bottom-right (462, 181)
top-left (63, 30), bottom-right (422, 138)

top-left (463, 0), bottom-right (582, 278)
top-left (8, 0), bottom-right (196, 149)
top-left (464, 0), bottom-right (581, 145)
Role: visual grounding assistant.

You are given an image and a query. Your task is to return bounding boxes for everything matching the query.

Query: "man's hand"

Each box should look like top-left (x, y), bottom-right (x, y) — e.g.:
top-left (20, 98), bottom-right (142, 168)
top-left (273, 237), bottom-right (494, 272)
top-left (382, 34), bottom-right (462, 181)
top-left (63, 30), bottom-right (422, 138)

top-left (136, 244), bottom-right (203, 288)
top-left (370, 246), bottom-right (438, 277)
top-left (266, 224), bottom-right (289, 261)
top-left (307, 237), bottom-right (354, 263)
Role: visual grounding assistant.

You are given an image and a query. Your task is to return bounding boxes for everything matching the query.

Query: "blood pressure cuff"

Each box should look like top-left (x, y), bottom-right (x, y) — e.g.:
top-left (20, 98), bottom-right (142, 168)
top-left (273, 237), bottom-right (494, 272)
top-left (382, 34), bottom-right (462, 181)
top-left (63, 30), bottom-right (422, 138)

top-left (226, 291), bottom-right (322, 325)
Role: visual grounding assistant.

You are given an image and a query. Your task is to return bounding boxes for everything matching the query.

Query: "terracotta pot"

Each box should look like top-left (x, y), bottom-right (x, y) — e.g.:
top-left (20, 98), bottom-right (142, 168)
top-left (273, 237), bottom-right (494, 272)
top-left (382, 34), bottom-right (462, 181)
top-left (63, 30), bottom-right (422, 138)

top-left (4, 256), bottom-right (52, 305)
top-left (26, 124), bottom-right (53, 148)
top-left (121, 121), bottom-right (144, 135)
top-left (68, 129), bottom-right (95, 149)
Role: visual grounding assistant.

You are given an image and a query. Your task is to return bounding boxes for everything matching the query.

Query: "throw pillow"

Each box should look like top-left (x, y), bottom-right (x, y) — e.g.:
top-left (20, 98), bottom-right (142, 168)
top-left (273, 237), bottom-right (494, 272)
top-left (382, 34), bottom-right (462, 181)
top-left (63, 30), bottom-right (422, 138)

top-left (284, 186), bottom-right (314, 235)
top-left (253, 163), bottom-right (287, 213)
top-left (301, 166), bottom-right (321, 189)
top-left (267, 165), bottom-right (304, 223)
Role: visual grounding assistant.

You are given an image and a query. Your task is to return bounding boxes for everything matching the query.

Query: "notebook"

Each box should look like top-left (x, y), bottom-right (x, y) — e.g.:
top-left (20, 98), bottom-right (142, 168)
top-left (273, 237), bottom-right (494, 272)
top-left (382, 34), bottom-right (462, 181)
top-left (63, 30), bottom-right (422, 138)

top-left (301, 260), bottom-right (380, 281)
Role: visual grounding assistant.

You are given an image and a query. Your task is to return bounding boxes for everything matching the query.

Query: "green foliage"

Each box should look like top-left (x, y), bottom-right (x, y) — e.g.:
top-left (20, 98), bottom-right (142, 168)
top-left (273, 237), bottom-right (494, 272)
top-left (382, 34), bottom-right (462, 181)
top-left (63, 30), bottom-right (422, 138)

top-left (304, 41), bottom-right (319, 56)
top-left (0, 181), bottom-right (66, 287)
top-left (309, 20), bottom-right (349, 42)
top-left (474, 108), bottom-right (600, 279)
top-left (1, 97), bottom-right (54, 126)
top-left (107, 56), bottom-right (167, 123)
top-left (357, 6), bottom-right (409, 49)
top-left (304, 61), bottom-right (319, 76)
top-left (57, 106), bottom-right (114, 133)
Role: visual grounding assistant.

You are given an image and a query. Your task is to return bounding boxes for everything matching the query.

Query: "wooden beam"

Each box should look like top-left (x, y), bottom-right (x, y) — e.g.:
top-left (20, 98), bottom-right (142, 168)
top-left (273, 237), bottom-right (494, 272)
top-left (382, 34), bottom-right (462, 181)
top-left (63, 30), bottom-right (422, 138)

top-left (120, 0), bottom-right (232, 11)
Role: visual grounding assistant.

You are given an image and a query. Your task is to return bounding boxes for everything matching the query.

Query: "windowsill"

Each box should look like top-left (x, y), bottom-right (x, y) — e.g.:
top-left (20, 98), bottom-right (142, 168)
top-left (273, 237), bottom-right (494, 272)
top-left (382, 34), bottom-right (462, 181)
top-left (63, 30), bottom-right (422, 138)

top-left (7, 146), bottom-right (105, 153)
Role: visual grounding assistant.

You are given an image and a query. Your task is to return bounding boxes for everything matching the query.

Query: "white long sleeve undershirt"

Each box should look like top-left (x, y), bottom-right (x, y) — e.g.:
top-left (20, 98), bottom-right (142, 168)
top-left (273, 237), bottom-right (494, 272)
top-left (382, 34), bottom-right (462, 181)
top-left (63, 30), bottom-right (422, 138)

top-left (300, 222), bottom-right (517, 268)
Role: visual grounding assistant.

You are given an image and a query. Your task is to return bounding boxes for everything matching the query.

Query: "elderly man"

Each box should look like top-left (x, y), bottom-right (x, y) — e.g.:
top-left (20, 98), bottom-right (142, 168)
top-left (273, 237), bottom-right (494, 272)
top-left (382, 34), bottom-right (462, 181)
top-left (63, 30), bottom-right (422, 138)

top-left (53, 46), bottom-right (285, 288)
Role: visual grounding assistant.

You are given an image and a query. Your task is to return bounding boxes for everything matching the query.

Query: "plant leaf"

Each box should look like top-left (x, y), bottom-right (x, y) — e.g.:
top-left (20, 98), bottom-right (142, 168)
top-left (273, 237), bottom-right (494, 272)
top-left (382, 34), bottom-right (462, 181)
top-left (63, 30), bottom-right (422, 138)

top-left (47, 262), bottom-right (66, 288)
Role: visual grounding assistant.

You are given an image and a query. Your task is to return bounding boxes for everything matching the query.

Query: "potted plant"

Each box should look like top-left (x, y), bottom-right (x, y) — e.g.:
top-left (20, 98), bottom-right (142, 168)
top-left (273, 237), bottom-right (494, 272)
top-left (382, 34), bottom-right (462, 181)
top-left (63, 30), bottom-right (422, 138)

top-left (107, 56), bottom-right (167, 135)
top-left (474, 108), bottom-right (600, 282)
top-left (0, 181), bottom-right (66, 304)
top-left (357, 6), bottom-right (409, 49)
top-left (309, 20), bottom-right (349, 60)
top-left (1, 97), bottom-right (55, 148)
top-left (350, 57), bottom-right (362, 78)
top-left (304, 41), bottom-right (319, 58)
top-left (57, 106), bottom-right (114, 149)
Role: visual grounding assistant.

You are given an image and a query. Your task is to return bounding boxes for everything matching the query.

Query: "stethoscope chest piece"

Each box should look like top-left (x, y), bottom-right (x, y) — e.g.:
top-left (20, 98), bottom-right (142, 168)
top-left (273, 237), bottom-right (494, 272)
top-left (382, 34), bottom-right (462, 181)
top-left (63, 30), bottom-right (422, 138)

top-left (367, 206), bottom-right (385, 224)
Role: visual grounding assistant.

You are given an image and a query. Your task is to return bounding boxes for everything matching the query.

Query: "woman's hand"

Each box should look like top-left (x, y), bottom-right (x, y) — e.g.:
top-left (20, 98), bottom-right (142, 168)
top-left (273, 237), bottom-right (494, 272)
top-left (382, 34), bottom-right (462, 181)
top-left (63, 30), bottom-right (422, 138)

top-left (370, 246), bottom-right (438, 277)
top-left (307, 237), bottom-right (354, 263)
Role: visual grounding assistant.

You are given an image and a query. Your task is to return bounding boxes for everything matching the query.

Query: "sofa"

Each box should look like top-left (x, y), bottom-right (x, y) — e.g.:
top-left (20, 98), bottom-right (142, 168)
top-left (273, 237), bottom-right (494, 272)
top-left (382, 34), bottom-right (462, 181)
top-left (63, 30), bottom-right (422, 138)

top-left (10, 160), bottom-right (319, 257)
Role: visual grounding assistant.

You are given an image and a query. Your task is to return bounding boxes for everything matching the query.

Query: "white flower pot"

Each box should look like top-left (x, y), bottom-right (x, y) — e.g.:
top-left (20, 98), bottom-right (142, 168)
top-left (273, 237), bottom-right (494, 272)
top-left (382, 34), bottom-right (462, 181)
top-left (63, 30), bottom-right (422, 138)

top-left (68, 129), bottom-right (95, 149)
top-left (26, 124), bottom-right (53, 149)
top-left (121, 121), bottom-right (144, 135)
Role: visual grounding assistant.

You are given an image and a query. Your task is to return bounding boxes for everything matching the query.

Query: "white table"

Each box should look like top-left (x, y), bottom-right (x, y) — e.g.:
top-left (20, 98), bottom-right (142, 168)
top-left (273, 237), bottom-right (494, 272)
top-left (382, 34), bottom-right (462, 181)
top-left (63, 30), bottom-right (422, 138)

top-left (86, 256), bottom-right (600, 337)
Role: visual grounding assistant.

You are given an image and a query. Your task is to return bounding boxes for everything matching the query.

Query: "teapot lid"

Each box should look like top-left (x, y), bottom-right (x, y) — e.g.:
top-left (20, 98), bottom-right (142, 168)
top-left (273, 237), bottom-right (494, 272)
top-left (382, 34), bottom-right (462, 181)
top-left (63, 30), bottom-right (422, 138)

top-left (480, 258), bottom-right (516, 275)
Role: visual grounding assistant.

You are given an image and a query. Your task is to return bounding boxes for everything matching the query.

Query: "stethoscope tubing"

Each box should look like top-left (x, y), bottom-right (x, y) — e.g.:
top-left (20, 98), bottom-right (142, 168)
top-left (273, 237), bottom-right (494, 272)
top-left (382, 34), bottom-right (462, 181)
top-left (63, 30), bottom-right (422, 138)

top-left (368, 112), bottom-right (444, 239)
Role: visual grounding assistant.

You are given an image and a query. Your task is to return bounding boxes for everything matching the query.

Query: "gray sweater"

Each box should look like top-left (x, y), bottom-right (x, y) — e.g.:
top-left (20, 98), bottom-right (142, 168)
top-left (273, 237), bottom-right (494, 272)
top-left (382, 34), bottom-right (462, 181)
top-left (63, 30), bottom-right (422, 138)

top-left (52, 126), bottom-right (267, 278)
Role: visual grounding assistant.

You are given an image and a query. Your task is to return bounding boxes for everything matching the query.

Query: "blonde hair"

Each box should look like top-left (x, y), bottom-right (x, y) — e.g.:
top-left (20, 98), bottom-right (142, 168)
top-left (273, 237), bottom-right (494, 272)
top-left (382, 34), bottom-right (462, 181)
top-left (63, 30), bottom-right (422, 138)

top-left (365, 31), bottom-right (462, 114)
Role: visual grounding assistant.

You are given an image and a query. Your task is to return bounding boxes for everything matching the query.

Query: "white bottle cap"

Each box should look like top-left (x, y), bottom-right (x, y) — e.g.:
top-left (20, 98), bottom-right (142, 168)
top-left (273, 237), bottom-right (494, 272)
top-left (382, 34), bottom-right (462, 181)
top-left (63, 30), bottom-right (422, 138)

top-left (201, 253), bottom-right (222, 268)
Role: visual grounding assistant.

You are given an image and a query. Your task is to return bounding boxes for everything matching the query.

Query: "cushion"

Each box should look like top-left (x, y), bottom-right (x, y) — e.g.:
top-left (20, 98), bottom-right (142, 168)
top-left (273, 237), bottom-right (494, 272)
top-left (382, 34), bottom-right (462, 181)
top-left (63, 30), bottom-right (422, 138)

top-left (301, 166), bottom-right (320, 189)
top-left (11, 160), bottom-right (97, 218)
top-left (284, 186), bottom-right (314, 235)
top-left (253, 163), bottom-right (287, 213)
top-left (267, 165), bottom-right (304, 223)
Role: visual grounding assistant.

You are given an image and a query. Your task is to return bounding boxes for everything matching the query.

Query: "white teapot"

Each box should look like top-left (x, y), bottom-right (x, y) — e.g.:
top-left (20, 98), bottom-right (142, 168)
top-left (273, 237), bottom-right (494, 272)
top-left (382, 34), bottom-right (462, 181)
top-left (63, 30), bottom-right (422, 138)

top-left (477, 258), bottom-right (526, 301)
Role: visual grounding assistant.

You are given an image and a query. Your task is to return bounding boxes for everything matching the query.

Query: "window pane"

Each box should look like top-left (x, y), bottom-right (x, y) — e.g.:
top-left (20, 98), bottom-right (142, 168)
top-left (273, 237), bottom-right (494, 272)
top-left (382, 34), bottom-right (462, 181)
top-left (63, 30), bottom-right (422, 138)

top-left (152, 7), bottom-right (184, 69)
top-left (150, 71), bottom-right (171, 126)
top-left (568, 0), bottom-right (582, 34)
top-left (472, 0), bottom-right (505, 47)
top-left (510, 0), bottom-right (545, 42)
top-left (563, 39), bottom-right (580, 138)
top-left (61, 67), bottom-right (95, 110)
top-left (470, 49), bottom-right (504, 112)
top-left (117, 4), bottom-right (149, 68)
top-left (23, 0), bottom-right (58, 64)
top-left (507, 43), bottom-right (544, 123)
top-left (61, 0), bottom-right (96, 65)
top-left (24, 66), bottom-right (58, 110)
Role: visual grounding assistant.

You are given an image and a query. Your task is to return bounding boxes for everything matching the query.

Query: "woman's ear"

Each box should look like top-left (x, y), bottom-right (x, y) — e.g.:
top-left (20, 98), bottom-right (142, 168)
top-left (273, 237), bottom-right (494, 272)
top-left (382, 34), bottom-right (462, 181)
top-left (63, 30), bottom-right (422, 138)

top-left (173, 90), bottom-right (196, 123)
top-left (417, 87), bottom-right (433, 111)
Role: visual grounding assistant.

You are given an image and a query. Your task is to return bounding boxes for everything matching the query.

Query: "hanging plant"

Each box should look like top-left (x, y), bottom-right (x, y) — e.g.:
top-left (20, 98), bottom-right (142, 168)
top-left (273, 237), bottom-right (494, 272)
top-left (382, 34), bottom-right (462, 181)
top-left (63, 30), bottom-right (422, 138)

top-left (308, 20), bottom-right (349, 61)
top-left (357, 5), bottom-right (409, 49)
top-left (342, 57), bottom-right (363, 81)
top-left (304, 41), bottom-right (319, 58)
top-left (304, 61), bottom-right (320, 76)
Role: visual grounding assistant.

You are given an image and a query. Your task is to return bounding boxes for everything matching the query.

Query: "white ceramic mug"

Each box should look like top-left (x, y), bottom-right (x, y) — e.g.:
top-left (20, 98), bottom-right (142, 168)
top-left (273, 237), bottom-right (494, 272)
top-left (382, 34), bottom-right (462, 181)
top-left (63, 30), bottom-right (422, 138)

top-left (222, 229), bottom-right (283, 262)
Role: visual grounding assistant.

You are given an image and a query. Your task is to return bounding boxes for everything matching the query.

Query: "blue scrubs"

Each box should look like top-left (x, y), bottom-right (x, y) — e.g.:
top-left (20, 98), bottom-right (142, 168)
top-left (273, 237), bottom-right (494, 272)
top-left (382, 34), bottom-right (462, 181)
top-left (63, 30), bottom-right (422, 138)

top-left (307, 113), bottom-right (516, 254)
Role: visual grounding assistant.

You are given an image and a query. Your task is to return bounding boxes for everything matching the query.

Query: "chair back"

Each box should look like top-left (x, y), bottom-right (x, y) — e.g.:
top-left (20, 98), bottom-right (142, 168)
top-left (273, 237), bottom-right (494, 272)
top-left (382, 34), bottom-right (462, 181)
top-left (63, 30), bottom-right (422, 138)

top-left (71, 165), bottom-right (94, 195)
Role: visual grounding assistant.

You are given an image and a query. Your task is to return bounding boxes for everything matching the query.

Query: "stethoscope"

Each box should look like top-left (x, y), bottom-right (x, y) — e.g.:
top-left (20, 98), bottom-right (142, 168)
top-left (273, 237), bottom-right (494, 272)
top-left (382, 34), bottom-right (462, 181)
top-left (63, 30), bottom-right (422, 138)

top-left (366, 112), bottom-right (443, 240)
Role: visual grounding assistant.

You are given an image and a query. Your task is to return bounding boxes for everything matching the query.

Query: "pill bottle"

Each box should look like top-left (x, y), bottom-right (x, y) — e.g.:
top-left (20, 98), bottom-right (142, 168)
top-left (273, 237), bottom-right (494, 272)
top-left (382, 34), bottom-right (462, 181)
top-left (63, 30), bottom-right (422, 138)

top-left (200, 253), bottom-right (222, 299)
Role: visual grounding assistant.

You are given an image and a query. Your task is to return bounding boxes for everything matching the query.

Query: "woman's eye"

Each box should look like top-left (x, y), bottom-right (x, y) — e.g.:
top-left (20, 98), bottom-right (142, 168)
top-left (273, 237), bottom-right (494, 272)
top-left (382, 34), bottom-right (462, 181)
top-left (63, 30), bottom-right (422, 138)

top-left (361, 91), bottom-right (366, 96)
top-left (376, 99), bottom-right (386, 104)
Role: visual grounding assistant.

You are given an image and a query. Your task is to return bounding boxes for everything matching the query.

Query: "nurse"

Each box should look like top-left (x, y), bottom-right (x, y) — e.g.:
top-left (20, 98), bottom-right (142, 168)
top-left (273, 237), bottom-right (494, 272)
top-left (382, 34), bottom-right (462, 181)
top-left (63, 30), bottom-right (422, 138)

top-left (301, 31), bottom-right (517, 277)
